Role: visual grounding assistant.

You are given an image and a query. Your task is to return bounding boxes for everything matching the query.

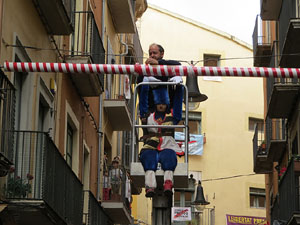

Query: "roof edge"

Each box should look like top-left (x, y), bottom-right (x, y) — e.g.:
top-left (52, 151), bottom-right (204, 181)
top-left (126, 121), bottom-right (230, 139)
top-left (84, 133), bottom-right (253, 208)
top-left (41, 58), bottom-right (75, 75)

top-left (148, 3), bottom-right (253, 51)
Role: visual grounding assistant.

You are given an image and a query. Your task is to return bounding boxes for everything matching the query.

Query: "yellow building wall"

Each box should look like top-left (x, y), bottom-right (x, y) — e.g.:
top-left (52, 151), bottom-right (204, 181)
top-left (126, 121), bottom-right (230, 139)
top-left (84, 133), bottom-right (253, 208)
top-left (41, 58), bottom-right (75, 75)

top-left (0, 0), bottom-right (59, 135)
top-left (135, 5), bottom-right (265, 224)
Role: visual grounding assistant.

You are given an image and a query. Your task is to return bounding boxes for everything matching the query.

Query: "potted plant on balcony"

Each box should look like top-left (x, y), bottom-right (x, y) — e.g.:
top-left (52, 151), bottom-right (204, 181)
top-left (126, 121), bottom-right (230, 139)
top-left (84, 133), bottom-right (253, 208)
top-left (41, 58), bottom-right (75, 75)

top-left (260, 140), bottom-right (266, 149)
top-left (4, 167), bottom-right (33, 198)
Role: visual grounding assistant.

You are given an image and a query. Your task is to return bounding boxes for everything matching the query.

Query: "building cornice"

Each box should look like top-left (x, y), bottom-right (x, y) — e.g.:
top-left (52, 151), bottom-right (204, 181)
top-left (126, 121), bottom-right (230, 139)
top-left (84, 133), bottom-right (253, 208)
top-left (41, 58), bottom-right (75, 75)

top-left (148, 4), bottom-right (253, 51)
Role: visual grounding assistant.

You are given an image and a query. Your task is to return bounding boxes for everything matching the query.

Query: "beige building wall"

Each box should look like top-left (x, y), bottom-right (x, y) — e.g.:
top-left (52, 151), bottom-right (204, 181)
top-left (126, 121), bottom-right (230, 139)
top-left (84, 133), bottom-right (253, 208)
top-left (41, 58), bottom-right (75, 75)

top-left (136, 4), bottom-right (265, 224)
top-left (102, 1), bottom-right (126, 163)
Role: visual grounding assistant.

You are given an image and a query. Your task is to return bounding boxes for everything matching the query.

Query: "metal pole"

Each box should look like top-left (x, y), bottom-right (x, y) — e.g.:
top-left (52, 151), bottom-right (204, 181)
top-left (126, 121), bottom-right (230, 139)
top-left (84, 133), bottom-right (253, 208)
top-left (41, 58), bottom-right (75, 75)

top-left (184, 84), bottom-right (189, 163)
top-left (5, 61), bottom-right (300, 78)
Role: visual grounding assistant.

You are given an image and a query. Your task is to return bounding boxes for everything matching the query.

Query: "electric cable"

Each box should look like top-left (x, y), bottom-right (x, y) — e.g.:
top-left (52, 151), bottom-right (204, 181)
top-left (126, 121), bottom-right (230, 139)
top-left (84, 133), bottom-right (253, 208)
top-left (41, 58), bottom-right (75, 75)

top-left (202, 173), bottom-right (258, 182)
top-left (4, 43), bottom-right (300, 66)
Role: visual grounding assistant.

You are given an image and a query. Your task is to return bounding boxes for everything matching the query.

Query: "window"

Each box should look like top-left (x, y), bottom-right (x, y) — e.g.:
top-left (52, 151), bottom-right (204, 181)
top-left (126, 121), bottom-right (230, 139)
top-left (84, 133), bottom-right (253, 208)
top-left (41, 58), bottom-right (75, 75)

top-left (66, 123), bottom-right (73, 167)
top-left (65, 102), bottom-right (79, 175)
top-left (249, 117), bottom-right (264, 132)
top-left (122, 131), bottom-right (131, 169)
top-left (250, 188), bottom-right (266, 208)
top-left (174, 191), bottom-right (193, 207)
top-left (204, 54), bottom-right (220, 67)
top-left (83, 146), bottom-right (90, 190)
top-left (13, 37), bottom-right (34, 182)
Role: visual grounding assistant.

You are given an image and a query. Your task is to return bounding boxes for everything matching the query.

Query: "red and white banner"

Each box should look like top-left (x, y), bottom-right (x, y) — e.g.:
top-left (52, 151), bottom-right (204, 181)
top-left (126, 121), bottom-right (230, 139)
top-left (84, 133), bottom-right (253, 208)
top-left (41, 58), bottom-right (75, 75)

top-left (4, 61), bottom-right (300, 78)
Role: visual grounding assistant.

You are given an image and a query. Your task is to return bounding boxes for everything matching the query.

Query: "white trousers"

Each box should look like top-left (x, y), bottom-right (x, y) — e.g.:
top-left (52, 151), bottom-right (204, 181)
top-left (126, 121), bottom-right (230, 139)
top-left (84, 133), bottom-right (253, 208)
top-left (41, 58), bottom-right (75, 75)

top-left (145, 170), bottom-right (174, 188)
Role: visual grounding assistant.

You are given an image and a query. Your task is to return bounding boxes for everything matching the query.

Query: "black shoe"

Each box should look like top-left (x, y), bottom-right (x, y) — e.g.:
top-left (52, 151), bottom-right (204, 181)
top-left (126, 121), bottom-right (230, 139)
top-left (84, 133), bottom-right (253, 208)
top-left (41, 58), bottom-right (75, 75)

top-left (145, 188), bottom-right (155, 198)
top-left (164, 189), bottom-right (173, 197)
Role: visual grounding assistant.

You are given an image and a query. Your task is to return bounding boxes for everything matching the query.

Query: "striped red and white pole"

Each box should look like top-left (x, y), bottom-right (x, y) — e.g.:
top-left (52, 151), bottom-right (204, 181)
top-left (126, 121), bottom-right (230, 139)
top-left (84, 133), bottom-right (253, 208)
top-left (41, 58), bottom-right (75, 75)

top-left (4, 61), bottom-right (300, 78)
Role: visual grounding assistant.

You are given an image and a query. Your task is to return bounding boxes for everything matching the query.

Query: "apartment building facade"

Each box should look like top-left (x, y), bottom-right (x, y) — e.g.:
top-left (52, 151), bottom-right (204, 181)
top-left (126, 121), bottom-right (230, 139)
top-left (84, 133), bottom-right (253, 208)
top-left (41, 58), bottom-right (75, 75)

top-left (252, 0), bottom-right (300, 225)
top-left (0, 0), bottom-right (146, 224)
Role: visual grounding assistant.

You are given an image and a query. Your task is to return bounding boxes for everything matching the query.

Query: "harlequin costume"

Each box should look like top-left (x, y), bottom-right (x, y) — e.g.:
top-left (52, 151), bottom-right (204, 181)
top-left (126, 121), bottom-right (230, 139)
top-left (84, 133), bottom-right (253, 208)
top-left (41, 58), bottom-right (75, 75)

top-left (139, 83), bottom-right (183, 197)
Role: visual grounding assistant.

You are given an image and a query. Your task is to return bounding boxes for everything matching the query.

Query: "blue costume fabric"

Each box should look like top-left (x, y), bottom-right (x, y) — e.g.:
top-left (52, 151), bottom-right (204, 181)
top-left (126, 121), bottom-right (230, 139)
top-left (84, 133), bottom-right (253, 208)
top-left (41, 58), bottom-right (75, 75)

top-left (139, 84), bottom-right (183, 172)
top-left (137, 59), bottom-right (181, 113)
top-left (140, 149), bottom-right (177, 171)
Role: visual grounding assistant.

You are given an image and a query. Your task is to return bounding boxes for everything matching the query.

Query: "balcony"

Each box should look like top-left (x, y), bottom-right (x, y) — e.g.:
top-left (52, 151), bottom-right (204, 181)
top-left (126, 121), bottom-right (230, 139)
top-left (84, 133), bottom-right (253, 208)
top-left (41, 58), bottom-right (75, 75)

top-left (83, 191), bottom-right (112, 225)
top-left (0, 70), bottom-right (15, 177)
top-left (265, 118), bottom-right (286, 162)
top-left (126, 28), bottom-right (144, 64)
top-left (101, 165), bottom-right (133, 224)
top-left (103, 99), bottom-right (132, 131)
top-left (107, 0), bottom-right (135, 33)
top-left (252, 123), bottom-right (273, 173)
top-left (271, 157), bottom-right (300, 225)
top-left (66, 11), bottom-right (105, 96)
top-left (279, 0), bottom-right (300, 67)
top-left (3, 131), bottom-right (83, 225)
top-left (135, 0), bottom-right (148, 19)
top-left (266, 78), bottom-right (300, 119)
top-left (32, 0), bottom-right (74, 35)
top-left (260, 0), bottom-right (282, 20)
top-left (252, 15), bottom-right (272, 67)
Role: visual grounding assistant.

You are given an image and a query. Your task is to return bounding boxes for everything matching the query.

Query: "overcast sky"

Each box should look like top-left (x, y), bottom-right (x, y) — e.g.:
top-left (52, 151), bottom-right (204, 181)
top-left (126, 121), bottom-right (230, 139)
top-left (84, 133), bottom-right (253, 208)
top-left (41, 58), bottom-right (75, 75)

top-left (147, 0), bottom-right (260, 45)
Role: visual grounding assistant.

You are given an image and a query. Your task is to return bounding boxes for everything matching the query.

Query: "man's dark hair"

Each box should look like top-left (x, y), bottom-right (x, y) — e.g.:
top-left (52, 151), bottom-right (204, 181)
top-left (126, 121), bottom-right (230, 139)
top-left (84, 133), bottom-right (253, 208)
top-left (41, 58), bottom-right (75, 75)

top-left (156, 44), bottom-right (164, 54)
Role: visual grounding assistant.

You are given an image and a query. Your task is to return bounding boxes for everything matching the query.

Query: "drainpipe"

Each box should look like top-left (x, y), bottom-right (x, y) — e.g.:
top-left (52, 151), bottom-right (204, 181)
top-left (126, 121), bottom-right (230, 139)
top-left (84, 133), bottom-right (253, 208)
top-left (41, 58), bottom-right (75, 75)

top-left (102, 0), bottom-right (105, 40)
top-left (117, 34), bottom-right (128, 156)
top-left (0, 0), bottom-right (4, 54)
top-left (96, 0), bottom-right (106, 201)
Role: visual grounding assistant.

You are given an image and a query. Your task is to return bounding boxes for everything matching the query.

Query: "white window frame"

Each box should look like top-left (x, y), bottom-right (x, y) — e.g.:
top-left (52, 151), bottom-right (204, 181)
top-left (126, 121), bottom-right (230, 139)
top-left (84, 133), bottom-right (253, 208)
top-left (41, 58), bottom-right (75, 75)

top-left (65, 101), bottom-right (80, 176)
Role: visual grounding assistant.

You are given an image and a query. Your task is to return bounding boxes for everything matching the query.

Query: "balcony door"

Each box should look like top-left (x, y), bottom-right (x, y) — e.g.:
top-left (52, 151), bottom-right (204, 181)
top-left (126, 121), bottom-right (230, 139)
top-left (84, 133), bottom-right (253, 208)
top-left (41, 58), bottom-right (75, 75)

top-left (12, 38), bottom-right (35, 198)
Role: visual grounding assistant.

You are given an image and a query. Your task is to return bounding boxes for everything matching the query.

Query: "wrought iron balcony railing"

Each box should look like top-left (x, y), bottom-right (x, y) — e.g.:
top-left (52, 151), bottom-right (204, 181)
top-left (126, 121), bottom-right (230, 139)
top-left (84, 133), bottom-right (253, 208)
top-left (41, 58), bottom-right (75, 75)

top-left (253, 123), bottom-right (273, 173)
top-left (278, 0), bottom-right (300, 67)
top-left (102, 165), bottom-right (130, 207)
top-left (278, 0), bottom-right (297, 56)
top-left (271, 157), bottom-right (300, 224)
top-left (269, 41), bottom-right (277, 68)
top-left (252, 15), bottom-right (272, 67)
top-left (253, 123), bottom-right (266, 159)
top-left (83, 190), bottom-right (112, 225)
top-left (101, 164), bottom-right (133, 224)
top-left (265, 117), bottom-right (285, 148)
top-left (70, 11), bottom-right (105, 88)
top-left (265, 117), bottom-right (286, 162)
top-left (0, 70), bottom-right (15, 172)
top-left (266, 77), bottom-right (300, 119)
top-left (126, 27), bottom-right (144, 64)
top-left (4, 130), bottom-right (83, 225)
